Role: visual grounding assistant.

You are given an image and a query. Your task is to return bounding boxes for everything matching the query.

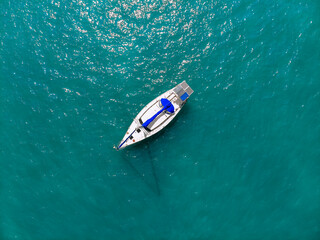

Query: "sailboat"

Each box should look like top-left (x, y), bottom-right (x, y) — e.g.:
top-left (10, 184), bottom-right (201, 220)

top-left (116, 81), bottom-right (193, 150)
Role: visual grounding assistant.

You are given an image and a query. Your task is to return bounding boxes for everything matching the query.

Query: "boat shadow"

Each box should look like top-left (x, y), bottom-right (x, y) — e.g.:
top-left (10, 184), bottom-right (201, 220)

top-left (120, 142), bottom-right (161, 196)
top-left (119, 104), bottom-right (192, 195)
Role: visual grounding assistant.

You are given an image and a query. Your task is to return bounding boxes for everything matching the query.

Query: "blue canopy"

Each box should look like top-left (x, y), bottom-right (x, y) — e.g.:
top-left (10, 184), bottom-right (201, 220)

top-left (142, 98), bottom-right (174, 128)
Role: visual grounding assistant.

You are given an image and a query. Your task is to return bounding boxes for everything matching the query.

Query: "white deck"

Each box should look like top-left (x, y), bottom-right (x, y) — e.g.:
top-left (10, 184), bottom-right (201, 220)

top-left (116, 81), bottom-right (193, 150)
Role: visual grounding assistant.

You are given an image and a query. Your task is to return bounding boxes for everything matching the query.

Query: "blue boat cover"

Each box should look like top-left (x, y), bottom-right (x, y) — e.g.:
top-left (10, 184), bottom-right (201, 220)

top-left (142, 98), bottom-right (174, 128)
top-left (161, 98), bottom-right (174, 113)
top-left (180, 92), bottom-right (189, 101)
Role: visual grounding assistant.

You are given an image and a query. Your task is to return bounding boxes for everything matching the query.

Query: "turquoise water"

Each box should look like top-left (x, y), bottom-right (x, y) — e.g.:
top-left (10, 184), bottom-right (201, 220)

top-left (1, 0), bottom-right (320, 239)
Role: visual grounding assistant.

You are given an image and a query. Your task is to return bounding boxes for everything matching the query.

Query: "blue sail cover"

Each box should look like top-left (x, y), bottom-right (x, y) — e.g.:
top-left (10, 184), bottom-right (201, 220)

top-left (142, 98), bottom-right (174, 128)
top-left (161, 98), bottom-right (174, 113)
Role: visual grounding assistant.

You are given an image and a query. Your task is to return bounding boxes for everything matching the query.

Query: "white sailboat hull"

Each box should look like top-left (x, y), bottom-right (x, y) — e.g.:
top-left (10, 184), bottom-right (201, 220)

top-left (116, 81), bottom-right (193, 150)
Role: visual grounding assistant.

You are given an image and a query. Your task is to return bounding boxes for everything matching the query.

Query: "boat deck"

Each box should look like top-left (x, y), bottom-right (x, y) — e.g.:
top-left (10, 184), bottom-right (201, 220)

top-left (116, 81), bottom-right (193, 150)
top-left (139, 92), bottom-right (179, 132)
